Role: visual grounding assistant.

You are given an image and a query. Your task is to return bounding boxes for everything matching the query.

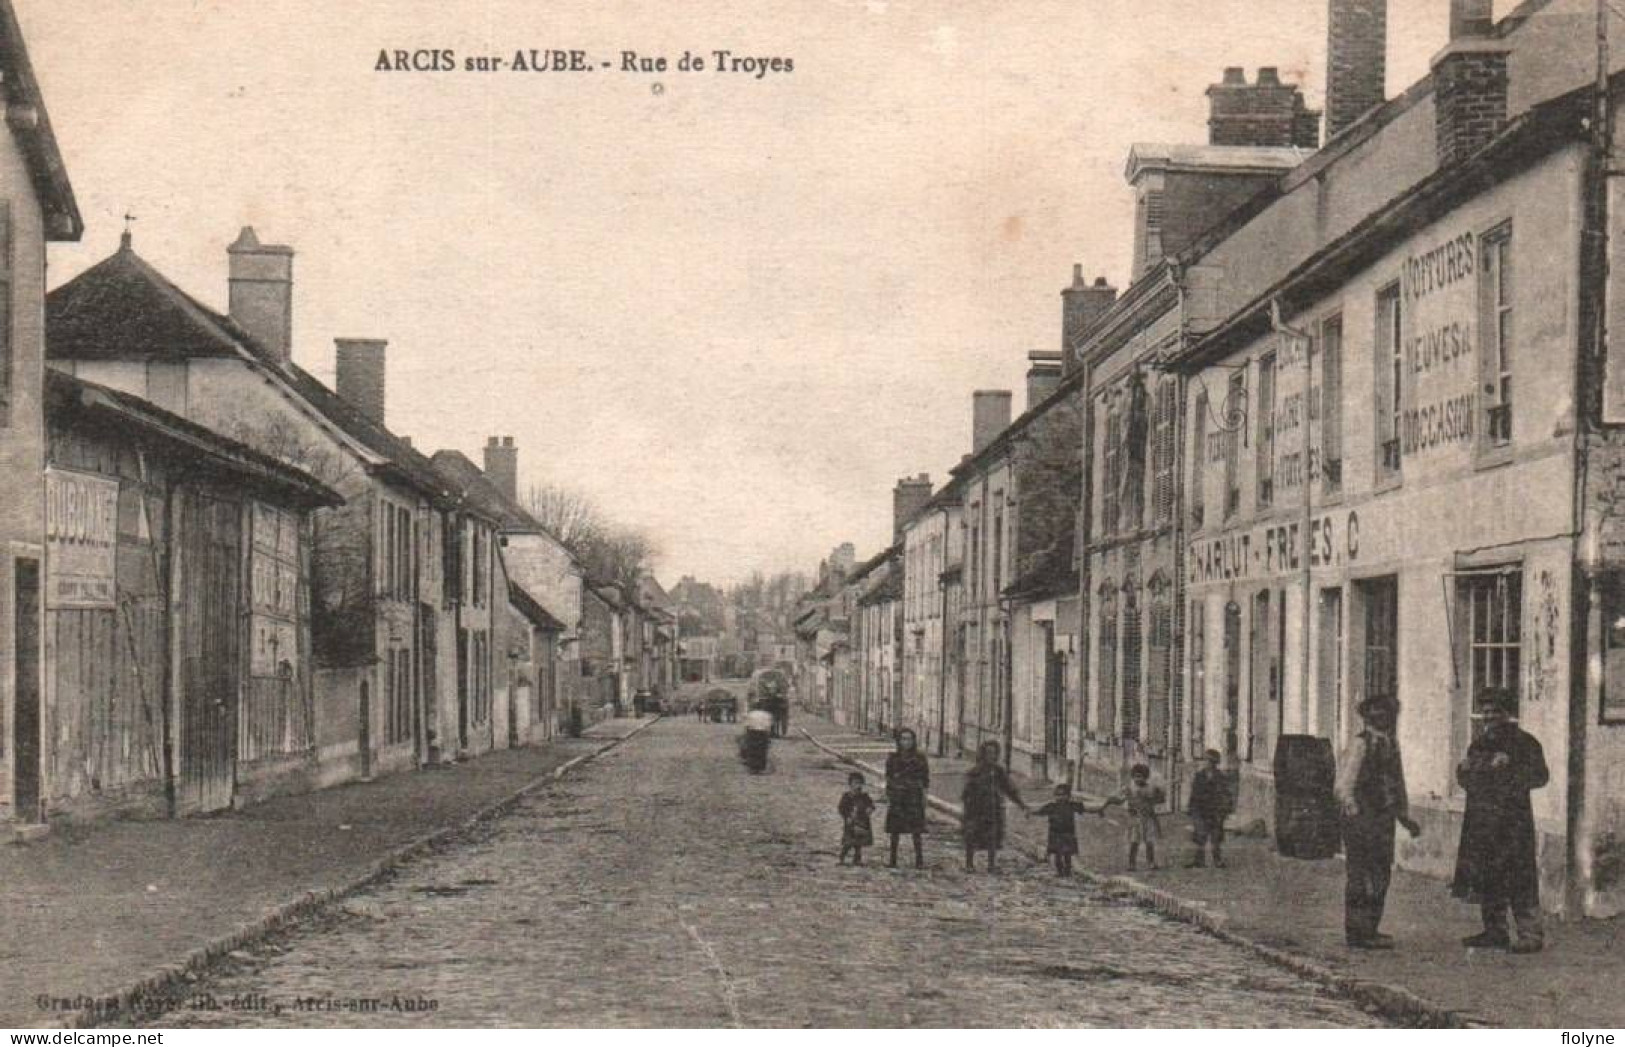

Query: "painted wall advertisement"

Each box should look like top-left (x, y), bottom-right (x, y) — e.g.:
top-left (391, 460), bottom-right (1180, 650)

top-left (45, 467), bottom-right (119, 610)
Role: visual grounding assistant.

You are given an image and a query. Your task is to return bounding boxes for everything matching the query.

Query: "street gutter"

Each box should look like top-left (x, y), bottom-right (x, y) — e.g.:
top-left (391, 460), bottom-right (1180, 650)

top-left (799, 726), bottom-right (1482, 1030)
top-left (67, 716), bottom-right (665, 1030)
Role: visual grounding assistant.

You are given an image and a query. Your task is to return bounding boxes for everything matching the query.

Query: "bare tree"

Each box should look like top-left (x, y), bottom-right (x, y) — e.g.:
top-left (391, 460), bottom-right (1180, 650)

top-left (525, 481), bottom-right (660, 592)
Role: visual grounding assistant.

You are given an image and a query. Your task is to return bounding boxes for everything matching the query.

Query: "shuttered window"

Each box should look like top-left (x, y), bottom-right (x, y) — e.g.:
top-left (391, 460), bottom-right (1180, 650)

top-left (1121, 581), bottom-right (1142, 743)
top-left (1320, 315), bottom-right (1344, 494)
top-left (1256, 352), bottom-right (1276, 509)
top-left (1376, 284), bottom-right (1403, 479)
top-left (1097, 586), bottom-right (1117, 737)
top-left (1152, 379), bottom-right (1177, 524)
top-left (1147, 589), bottom-right (1172, 751)
top-left (1102, 405), bottom-right (1121, 537)
top-left (1191, 390), bottom-right (1207, 528)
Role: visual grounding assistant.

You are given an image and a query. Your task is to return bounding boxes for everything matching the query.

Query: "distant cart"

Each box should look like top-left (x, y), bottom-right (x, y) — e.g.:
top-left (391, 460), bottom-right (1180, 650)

top-left (703, 687), bottom-right (738, 723)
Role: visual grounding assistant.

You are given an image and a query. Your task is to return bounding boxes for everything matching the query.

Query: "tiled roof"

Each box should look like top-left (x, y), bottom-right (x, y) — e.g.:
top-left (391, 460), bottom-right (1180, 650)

top-left (47, 244), bottom-right (459, 506)
top-left (429, 449), bottom-right (553, 535)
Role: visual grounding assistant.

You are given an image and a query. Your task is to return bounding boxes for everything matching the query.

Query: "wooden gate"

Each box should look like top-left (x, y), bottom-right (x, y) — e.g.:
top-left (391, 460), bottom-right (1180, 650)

top-left (176, 491), bottom-right (240, 814)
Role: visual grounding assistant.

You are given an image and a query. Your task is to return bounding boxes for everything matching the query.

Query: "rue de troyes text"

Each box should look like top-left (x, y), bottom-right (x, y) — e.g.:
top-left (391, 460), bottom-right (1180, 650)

top-left (376, 48), bottom-right (793, 78)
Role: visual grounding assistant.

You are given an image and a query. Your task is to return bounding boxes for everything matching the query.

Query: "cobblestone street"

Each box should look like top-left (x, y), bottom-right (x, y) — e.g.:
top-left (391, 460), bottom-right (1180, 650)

top-left (137, 714), bottom-right (1381, 1028)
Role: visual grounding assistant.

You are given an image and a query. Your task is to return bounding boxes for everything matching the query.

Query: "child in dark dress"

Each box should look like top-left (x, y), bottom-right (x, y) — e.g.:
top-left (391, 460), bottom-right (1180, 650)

top-left (838, 772), bottom-right (876, 865)
top-left (1029, 782), bottom-right (1106, 876)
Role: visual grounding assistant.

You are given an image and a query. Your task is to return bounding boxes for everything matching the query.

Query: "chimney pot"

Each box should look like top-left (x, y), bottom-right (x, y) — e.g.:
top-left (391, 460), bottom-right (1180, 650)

top-left (971, 390), bottom-right (1014, 454)
top-left (1449, 0), bottom-right (1495, 40)
top-left (334, 338), bottom-right (388, 427)
top-left (1207, 66), bottom-right (1318, 148)
top-left (1061, 273), bottom-right (1118, 372)
top-left (228, 226), bottom-right (295, 367)
top-left (483, 435), bottom-right (520, 502)
top-left (892, 474), bottom-right (934, 542)
top-left (1222, 66), bottom-right (1246, 84)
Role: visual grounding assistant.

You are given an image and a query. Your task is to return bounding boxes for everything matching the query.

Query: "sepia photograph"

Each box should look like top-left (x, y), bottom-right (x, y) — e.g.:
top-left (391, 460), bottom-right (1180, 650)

top-left (2, 0), bottom-right (1625, 1034)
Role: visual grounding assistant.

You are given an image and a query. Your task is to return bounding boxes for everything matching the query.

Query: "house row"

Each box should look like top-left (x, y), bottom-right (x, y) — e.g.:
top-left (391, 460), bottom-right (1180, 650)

top-left (799, 0), bottom-right (1625, 919)
top-left (0, 0), bottom-right (676, 832)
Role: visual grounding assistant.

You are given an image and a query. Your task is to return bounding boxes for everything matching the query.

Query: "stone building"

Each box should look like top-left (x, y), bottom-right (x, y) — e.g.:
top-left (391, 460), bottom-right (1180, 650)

top-left (47, 231), bottom-right (501, 785)
top-left (899, 478), bottom-right (963, 754)
top-left (0, 0), bottom-right (82, 830)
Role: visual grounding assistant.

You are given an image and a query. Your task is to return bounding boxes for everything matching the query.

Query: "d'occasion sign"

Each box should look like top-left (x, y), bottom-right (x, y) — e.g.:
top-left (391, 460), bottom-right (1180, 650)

top-left (45, 467), bottom-right (119, 610)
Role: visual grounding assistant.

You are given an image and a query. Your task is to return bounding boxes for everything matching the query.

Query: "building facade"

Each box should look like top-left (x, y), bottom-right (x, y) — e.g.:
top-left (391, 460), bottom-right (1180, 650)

top-left (0, 0), bottom-right (82, 829)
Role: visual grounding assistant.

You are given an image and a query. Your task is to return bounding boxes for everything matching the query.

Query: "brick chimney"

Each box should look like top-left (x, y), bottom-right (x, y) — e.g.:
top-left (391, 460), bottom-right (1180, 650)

top-left (228, 227), bottom-right (294, 366)
top-left (972, 390), bottom-right (1013, 454)
top-left (1432, 0), bottom-right (1508, 168)
top-left (893, 474), bottom-right (933, 542)
top-left (1325, 0), bottom-right (1387, 141)
top-left (484, 435), bottom-right (518, 501)
top-left (1026, 350), bottom-right (1063, 408)
top-left (334, 338), bottom-right (387, 427)
top-left (1061, 266), bottom-right (1118, 369)
top-left (1206, 67), bottom-right (1320, 149)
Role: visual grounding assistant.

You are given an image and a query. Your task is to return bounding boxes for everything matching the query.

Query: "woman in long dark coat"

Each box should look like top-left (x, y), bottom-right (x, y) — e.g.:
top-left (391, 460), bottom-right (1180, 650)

top-left (960, 740), bottom-right (1027, 872)
top-left (1452, 689), bottom-right (1549, 952)
top-left (884, 729), bottom-right (930, 868)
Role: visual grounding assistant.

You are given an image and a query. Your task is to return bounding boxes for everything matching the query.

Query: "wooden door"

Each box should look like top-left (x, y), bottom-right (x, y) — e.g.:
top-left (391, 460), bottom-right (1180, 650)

top-left (12, 558), bottom-right (42, 822)
top-left (177, 492), bottom-right (240, 814)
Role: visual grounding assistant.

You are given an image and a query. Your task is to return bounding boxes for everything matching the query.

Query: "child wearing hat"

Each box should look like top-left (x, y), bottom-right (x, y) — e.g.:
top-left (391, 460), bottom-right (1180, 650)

top-left (1186, 749), bottom-right (1233, 868)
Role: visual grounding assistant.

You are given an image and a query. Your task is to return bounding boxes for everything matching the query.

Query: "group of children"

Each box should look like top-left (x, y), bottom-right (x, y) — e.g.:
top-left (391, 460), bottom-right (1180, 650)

top-left (837, 746), bottom-right (1235, 875)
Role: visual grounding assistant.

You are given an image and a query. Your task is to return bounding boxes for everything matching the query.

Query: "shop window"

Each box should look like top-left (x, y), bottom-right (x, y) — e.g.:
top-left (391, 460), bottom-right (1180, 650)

top-left (1359, 576), bottom-right (1399, 712)
top-left (1481, 224), bottom-right (1514, 449)
top-left (1223, 601), bottom-right (1242, 759)
top-left (1376, 284), bottom-right (1404, 481)
top-left (1459, 569), bottom-right (1522, 721)
top-left (1320, 315), bottom-right (1344, 495)
top-left (1602, 572), bottom-right (1625, 722)
top-left (1256, 352), bottom-right (1276, 509)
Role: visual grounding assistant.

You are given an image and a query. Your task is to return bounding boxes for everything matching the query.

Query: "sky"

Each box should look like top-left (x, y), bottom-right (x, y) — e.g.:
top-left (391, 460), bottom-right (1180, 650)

top-left (18, 1), bottom-right (1466, 586)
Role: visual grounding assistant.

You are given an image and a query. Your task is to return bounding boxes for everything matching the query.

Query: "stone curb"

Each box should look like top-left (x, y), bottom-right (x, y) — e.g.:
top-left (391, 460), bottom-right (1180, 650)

top-left (800, 727), bottom-right (1481, 1030)
top-left (64, 716), bottom-right (664, 1030)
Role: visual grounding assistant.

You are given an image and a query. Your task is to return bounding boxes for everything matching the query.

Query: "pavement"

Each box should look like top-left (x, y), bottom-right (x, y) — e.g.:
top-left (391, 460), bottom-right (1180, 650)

top-left (128, 714), bottom-right (1378, 1028)
top-left (0, 717), bottom-right (653, 1030)
top-left (803, 715), bottom-right (1625, 1029)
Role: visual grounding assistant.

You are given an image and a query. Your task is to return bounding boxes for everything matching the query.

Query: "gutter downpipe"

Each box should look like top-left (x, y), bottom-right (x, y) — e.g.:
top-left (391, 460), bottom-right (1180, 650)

top-left (1074, 349), bottom-right (1097, 794)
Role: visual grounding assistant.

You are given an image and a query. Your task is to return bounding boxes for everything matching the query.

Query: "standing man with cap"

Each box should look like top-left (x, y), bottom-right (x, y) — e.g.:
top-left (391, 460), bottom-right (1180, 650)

top-left (1335, 695), bottom-right (1422, 949)
top-left (1453, 687), bottom-right (1549, 952)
